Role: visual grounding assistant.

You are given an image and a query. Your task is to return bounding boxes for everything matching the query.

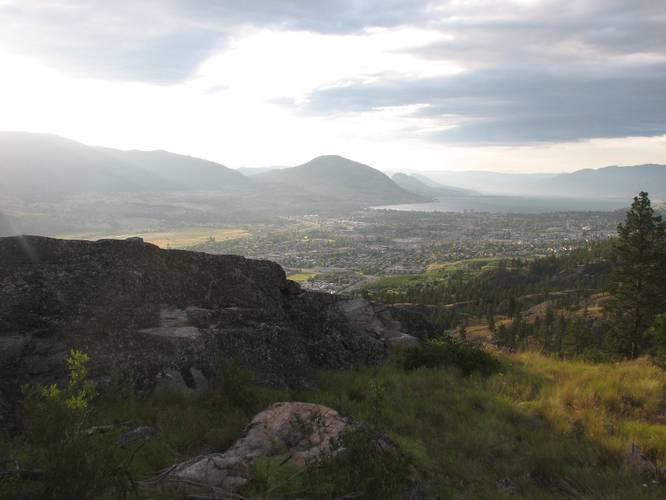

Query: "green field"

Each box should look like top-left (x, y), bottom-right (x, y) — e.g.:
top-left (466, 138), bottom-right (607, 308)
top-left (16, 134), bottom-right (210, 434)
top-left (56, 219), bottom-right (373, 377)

top-left (426, 257), bottom-right (501, 273)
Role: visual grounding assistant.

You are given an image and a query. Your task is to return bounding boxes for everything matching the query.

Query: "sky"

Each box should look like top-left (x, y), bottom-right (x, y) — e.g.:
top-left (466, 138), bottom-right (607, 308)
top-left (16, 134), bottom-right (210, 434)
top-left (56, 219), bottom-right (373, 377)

top-left (0, 0), bottom-right (665, 173)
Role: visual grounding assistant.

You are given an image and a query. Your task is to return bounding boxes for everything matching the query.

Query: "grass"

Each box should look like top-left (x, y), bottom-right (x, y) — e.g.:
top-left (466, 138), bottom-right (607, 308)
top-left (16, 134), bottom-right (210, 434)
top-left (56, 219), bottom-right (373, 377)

top-left (287, 272), bottom-right (318, 282)
top-left (361, 260), bottom-right (490, 299)
top-left (464, 321), bottom-right (504, 343)
top-left (293, 352), bottom-right (666, 498)
top-left (4, 351), bottom-right (665, 498)
top-left (361, 274), bottom-right (436, 296)
top-left (514, 353), bottom-right (666, 457)
top-left (56, 227), bottom-right (250, 249)
top-left (426, 257), bottom-right (500, 273)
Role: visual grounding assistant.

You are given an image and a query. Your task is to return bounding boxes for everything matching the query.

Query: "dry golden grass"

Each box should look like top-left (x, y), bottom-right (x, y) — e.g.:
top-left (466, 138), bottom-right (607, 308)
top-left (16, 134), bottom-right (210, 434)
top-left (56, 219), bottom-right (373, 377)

top-left (287, 272), bottom-right (318, 282)
top-left (509, 352), bottom-right (666, 462)
top-left (57, 227), bottom-right (250, 249)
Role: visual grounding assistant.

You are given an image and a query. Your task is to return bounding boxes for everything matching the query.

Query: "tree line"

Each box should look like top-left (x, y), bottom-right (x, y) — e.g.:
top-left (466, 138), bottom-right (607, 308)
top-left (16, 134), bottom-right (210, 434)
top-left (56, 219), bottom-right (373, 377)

top-left (495, 192), bottom-right (666, 362)
top-left (363, 191), bottom-right (666, 362)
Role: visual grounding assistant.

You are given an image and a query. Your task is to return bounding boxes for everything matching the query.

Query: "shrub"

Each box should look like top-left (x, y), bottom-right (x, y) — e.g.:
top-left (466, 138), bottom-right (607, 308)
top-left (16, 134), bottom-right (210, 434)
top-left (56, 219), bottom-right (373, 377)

top-left (2, 350), bottom-right (130, 500)
top-left (305, 425), bottom-right (412, 499)
top-left (244, 424), bottom-right (412, 499)
top-left (245, 456), bottom-right (306, 497)
top-left (402, 336), bottom-right (500, 376)
top-left (210, 357), bottom-right (260, 411)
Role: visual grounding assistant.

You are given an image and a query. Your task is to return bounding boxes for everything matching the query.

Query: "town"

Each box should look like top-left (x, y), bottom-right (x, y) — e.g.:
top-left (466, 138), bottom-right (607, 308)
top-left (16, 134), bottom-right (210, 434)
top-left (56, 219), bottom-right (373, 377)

top-left (193, 208), bottom-right (624, 292)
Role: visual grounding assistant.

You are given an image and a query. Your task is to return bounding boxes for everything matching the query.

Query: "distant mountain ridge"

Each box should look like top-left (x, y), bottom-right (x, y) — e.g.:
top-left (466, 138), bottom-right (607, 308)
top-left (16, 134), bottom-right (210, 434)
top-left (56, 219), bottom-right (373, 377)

top-left (255, 155), bottom-right (427, 206)
top-left (416, 170), bottom-right (556, 196)
top-left (0, 132), bottom-right (251, 195)
top-left (0, 133), bottom-right (423, 206)
top-left (419, 165), bottom-right (666, 200)
top-left (0, 132), bottom-right (426, 234)
top-left (545, 164), bottom-right (666, 199)
top-left (2, 131), bottom-right (663, 238)
top-left (391, 173), bottom-right (475, 197)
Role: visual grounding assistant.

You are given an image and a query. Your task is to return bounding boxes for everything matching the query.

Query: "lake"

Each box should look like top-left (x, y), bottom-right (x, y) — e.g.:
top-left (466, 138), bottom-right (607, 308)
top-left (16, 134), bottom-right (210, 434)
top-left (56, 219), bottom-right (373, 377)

top-left (373, 195), bottom-right (628, 214)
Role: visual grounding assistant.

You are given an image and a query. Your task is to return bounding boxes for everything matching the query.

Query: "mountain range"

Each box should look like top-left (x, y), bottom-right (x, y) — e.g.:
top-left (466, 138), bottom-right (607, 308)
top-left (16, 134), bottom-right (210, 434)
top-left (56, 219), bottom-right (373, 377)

top-left (391, 173), bottom-right (475, 197)
top-left (0, 132), bottom-right (422, 205)
top-left (0, 132), bottom-right (426, 235)
top-left (0, 132), bottom-right (251, 196)
top-left (255, 156), bottom-right (423, 206)
top-left (417, 166), bottom-right (666, 200)
top-left (1, 131), bottom-right (664, 236)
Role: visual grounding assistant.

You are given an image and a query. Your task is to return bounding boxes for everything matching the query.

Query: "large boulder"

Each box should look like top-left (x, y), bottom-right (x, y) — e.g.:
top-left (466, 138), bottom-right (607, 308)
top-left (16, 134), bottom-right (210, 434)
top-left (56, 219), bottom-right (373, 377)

top-left (162, 402), bottom-right (351, 491)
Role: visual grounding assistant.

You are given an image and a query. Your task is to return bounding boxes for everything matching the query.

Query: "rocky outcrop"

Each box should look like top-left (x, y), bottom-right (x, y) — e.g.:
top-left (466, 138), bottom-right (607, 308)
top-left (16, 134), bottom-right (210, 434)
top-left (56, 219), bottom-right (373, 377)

top-left (337, 298), bottom-right (436, 346)
top-left (160, 402), bottom-right (351, 491)
top-left (150, 401), bottom-right (404, 495)
top-left (0, 236), bottom-right (432, 423)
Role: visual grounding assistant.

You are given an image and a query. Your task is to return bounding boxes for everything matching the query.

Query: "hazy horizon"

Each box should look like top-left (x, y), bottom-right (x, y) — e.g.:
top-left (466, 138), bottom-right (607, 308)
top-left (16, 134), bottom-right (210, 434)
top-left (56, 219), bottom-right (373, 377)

top-left (1, 1), bottom-right (665, 173)
top-left (3, 129), bottom-right (664, 176)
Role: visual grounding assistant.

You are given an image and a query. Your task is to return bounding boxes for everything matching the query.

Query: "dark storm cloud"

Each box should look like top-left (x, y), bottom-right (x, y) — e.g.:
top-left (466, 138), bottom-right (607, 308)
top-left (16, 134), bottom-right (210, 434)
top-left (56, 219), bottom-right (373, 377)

top-left (304, 65), bottom-right (666, 143)
top-left (296, 0), bottom-right (666, 143)
top-left (413, 1), bottom-right (666, 67)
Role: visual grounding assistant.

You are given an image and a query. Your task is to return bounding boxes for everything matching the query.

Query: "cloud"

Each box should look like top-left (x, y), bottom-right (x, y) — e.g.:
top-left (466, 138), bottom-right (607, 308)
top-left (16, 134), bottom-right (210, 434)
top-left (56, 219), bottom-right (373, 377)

top-left (0, 1), bottom-right (228, 83)
top-left (302, 64), bottom-right (666, 143)
top-left (294, 0), bottom-right (666, 144)
top-left (0, 0), bottom-right (433, 82)
top-left (1, 0), bottom-right (665, 146)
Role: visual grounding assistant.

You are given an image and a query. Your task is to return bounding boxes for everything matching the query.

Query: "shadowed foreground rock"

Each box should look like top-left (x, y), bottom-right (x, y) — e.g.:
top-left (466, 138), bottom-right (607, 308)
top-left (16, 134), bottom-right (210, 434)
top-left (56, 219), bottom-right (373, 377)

top-left (0, 235), bottom-right (435, 423)
top-left (157, 402), bottom-right (351, 492)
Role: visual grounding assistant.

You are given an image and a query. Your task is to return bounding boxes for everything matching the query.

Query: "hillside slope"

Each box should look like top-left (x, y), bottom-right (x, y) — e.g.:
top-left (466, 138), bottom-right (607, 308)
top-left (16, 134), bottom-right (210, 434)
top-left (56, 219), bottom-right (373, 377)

top-left (546, 164), bottom-right (666, 199)
top-left (392, 172), bottom-right (474, 197)
top-left (256, 155), bottom-right (428, 206)
top-left (420, 165), bottom-right (666, 199)
top-left (0, 132), bottom-right (251, 195)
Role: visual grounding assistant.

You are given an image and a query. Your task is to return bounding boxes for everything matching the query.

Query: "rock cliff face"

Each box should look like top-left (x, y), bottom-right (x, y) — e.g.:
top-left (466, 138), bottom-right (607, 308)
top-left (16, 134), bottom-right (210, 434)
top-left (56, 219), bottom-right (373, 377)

top-left (0, 236), bottom-right (435, 423)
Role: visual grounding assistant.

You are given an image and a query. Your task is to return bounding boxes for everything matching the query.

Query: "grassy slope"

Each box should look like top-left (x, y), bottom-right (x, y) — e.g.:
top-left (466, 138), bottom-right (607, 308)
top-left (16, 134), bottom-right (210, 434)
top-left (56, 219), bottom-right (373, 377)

top-left (303, 353), bottom-right (666, 499)
top-left (17, 352), bottom-right (659, 499)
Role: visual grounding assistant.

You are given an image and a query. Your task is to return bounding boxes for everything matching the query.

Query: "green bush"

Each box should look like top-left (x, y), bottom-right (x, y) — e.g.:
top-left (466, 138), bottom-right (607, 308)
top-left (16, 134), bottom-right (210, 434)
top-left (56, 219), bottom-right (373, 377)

top-left (1, 350), bottom-right (130, 500)
top-left (210, 357), bottom-right (260, 410)
top-left (244, 424), bottom-right (412, 499)
top-left (402, 336), bottom-right (500, 376)
top-left (245, 456), bottom-right (306, 497)
top-left (307, 425), bottom-right (412, 499)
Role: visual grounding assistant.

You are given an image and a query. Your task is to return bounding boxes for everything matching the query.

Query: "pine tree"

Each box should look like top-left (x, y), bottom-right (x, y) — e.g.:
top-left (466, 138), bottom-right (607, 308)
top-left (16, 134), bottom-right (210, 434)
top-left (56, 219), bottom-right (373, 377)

top-left (608, 192), bottom-right (665, 358)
